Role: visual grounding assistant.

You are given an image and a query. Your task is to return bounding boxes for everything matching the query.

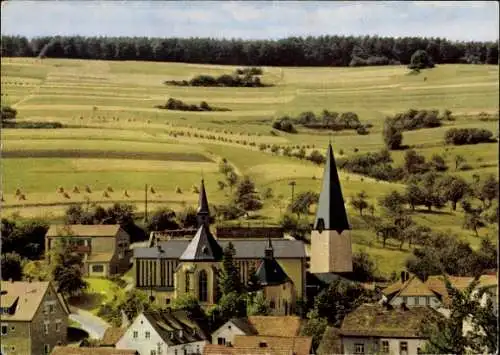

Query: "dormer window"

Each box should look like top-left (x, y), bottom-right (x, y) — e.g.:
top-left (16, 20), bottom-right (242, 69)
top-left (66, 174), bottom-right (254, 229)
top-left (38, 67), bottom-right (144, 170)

top-left (201, 246), bottom-right (208, 255)
top-left (178, 330), bottom-right (183, 338)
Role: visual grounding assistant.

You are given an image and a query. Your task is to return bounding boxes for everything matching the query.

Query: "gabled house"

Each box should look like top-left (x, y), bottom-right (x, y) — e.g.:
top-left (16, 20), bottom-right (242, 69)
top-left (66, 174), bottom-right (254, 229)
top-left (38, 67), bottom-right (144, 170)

top-left (0, 281), bottom-right (70, 355)
top-left (115, 310), bottom-right (209, 355)
top-left (382, 273), bottom-right (441, 308)
top-left (45, 224), bottom-right (131, 277)
top-left (211, 316), bottom-right (302, 347)
top-left (340, 303), bottom-right (442, 355)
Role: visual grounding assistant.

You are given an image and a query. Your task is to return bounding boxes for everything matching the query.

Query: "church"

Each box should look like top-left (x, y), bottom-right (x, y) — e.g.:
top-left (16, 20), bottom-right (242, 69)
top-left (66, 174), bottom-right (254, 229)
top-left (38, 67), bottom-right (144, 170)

top-left (132, 143), bottom-right (352, 315)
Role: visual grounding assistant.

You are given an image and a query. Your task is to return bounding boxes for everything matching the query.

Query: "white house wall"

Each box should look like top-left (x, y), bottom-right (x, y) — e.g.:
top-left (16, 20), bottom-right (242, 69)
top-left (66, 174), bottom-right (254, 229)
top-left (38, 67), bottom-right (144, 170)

top-left (211, 321), bottom-right (246, 346)
top-left (168, 340), bottom-right (207, 355)
top-left (116, 314), bottom-right (166, 355)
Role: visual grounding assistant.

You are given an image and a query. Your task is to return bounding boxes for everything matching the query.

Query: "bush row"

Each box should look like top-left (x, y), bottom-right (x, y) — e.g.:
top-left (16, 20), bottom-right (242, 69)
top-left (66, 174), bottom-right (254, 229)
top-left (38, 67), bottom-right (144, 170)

top-left (444, 128), bottom-right (496, 145)
top-left (164, 71), bottom-right (269, 88)
top-left (155, 98), bottom-right (230, 112)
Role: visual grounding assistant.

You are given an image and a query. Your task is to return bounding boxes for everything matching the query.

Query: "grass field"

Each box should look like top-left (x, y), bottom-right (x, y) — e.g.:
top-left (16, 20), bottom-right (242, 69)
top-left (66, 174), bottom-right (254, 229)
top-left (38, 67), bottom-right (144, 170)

top-left (1, 57), bottom-right (498, 277)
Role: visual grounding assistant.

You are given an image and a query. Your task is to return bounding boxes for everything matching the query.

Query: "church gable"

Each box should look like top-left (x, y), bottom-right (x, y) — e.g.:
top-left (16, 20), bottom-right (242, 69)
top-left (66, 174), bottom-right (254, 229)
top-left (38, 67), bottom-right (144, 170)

top-left (179, 224), bottom-right (223, 261)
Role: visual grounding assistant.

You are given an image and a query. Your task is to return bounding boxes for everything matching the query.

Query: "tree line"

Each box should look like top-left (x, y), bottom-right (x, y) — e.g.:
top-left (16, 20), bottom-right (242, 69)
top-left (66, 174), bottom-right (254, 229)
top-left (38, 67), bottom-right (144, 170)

top-left (2, 35), bottom-right (498, 66)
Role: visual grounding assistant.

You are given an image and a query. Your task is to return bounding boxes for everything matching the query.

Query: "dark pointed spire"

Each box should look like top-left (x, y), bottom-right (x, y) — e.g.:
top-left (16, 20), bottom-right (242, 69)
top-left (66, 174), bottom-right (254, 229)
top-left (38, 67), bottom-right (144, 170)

top-left (314, 143), bottom-right (350, 233)
top-left (196, 179), bottom-right (210, 228)
top-left (256, 245), bottom-right (290, 286)
top-left (197, 179), bottom-right (209, 214)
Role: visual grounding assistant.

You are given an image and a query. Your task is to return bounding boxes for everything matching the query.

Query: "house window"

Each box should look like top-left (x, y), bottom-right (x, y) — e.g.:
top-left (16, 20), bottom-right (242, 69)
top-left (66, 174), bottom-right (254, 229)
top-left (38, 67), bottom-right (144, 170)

top-left (417, 347), bottom-right (423, 354)
top-left (9, 326), bottom-right (15, 332)
top-left (217, 337), bottom-right (225, 345)
top-left (150, 350), bottom-right (157, 355)
top-left (49, 304), bottom-right (55, 313)
top-left (174, 350), bottom-right (178, 355)
top-left (270, 300), bottom-right (275, 309)
top-left (165, 298), bottom-right (171, 305)
top-left (92, 264), bottom-right (104, 273)
top-left (259, 342), bottom-right (268, 348)
top-left (402, 296), bottom-right (408, 304)
top-left (44, 344), bottom-right (50, 354)
top-left (425, 297), bottom-right (430, 306)
top-left (185, 273), bottom-right (190, 293)
top-left (400, 341), bottom-right (408, 355)
top-left (354, 343), bottom-right (365, 354)
top-left (381, 341), bottom-right (389, 353)
top-left (44, 323), bottom-right (49, 335)
top-left (133, 331), bottom-right (138, 339)
top-left (1, 325), bottom-right (6, 335)
top-left (145, 331), bottom-right (151, 339)
top-left (198, 270), bottom-right (208, 302)
top-left (55, 321), bottom-right (61, 332)
top-left (415, 297), bottom-right (419, 305)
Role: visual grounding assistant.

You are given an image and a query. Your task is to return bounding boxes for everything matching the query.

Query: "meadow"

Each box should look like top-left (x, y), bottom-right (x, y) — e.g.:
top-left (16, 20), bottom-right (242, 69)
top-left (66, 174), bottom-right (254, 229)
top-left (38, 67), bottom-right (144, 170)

top-left (1, 57), bottom-right (498, 276)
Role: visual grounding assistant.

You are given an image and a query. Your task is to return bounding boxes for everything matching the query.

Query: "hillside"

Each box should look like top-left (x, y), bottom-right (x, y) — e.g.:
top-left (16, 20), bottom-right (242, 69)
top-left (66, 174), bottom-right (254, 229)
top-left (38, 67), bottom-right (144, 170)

top-left (1, 58), bottom-right (498, 277)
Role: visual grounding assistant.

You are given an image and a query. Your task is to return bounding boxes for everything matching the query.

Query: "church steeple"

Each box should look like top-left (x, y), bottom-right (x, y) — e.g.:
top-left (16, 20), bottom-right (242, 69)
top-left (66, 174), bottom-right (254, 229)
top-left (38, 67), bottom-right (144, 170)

top-left (264, 236), bottom-right (274, 259)
top-left (314, 143), bottom-right (350, 234)
top-left (196, 179), bottom-right (210, 228)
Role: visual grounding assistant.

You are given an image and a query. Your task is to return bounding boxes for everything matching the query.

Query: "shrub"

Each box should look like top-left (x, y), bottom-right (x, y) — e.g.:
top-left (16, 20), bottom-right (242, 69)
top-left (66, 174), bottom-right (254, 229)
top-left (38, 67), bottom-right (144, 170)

top-left (103, 191), bottom-right (110, 198)
top-left (272, 118), bottom-right (296, 133)
top-left (73, 186), bottom-right (80, 193)
top-left (107, 186), bottom-right (113, 192)
top-left (85, 186), bottom-right (92, 193)
top-left (444, 128), bottom-right (495, 145)
top-left (175, 186), bottom-right (182, 194)
top-left (408, 50), bottom-right (435, 70)
top-left (356, 126), bottom-right (369, 135)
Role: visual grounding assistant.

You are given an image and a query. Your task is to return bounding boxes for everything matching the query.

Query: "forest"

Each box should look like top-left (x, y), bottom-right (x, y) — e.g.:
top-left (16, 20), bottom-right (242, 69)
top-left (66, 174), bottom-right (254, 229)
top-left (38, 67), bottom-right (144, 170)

top-left (1, 35), bottom-right (498, 66)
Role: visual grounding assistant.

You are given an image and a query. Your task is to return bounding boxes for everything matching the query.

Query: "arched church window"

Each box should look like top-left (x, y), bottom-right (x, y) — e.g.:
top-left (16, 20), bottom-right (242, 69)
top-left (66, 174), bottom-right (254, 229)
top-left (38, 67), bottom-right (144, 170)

top-left (316, 218), bottom-right (325, 232)
top-left (185, 273), bottom-right (190, 293)
top-left (198, 270), bottom-right (208, 302)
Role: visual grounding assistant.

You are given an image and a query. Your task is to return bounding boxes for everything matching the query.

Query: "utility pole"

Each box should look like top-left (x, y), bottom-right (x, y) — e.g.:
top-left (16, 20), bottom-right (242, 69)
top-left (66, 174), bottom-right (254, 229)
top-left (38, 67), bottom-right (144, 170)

top-left (289, 180), bottom-right (296, 204)
top-left (144, 183), bottom-right (148, 224)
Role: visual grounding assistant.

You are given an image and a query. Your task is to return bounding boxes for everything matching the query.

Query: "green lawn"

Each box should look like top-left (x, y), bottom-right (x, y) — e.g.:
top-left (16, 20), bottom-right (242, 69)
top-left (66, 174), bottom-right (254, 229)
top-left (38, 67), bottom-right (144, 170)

top-left (1, 58), bottom-right (498, 277)
top-left (68, 277), bottom-right (116, 315)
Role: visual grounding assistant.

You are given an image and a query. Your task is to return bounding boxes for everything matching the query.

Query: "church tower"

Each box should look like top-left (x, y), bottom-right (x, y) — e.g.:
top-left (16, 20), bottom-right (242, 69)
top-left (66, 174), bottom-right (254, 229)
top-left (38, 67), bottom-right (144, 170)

top-left (177, 179), bottom-right (223, 305)
top-left (310, 143), bottom-right (353, 274)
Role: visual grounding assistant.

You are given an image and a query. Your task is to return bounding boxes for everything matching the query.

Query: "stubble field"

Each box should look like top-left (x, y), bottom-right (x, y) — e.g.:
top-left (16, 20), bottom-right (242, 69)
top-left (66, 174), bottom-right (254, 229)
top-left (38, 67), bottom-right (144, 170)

top-left (1, 57), bottom-right (498, 276)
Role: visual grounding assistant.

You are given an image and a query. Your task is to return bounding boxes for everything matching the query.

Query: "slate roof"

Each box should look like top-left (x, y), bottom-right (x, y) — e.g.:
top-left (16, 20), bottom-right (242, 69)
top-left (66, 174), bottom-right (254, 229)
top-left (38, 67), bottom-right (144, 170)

top-left (233, 335), bottom-right (313, 355)
top-left (134, 239), bottom-right (306, 259)
top-left (314, 143), bottom-right (350, 233)
top-left (340, 303), bottom-right (442, 338)
top-left (46, 224), bottom-right (121, 237)
top-left (50, 347), bottom-right (138, 355)
top-left (197, 179), bottom-right (210, 214)
top-left (255, 239), bottom-right (290, 286)
top-left (142, 309), bottom-right (209, 346)
top-left (0, 281), bottom-right (69, 321)
top-left (179, 224), bottom-right (224, 261)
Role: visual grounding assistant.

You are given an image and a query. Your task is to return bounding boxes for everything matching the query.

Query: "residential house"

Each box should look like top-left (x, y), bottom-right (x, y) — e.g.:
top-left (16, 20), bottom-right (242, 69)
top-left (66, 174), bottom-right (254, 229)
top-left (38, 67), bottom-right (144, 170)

top-left (204, 344), bottom-right (301, 355)
top-left (45, 224), bottom-right (131, 277)
top-left (0, 281), bottom-right (70, 355)
top-left (382, 272), bottom-right (441, 308)
top-left (211, 316), bottom-right (302, 346)
top-left (50, 347), bottom-right (138, 355)
top-left (115, 309), bottom-right (209, 355)
top-left (383, 272), bottom-right (499, 314)
top-left (133, 143), bottom-right (353, 313)
top-left (340, 303), bottom-right (442, 355)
